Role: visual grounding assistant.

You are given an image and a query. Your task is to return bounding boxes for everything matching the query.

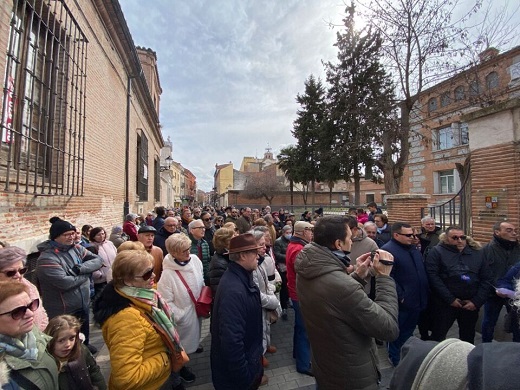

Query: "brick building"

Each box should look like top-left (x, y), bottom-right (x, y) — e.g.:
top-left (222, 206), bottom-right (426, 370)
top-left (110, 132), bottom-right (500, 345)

top-left (397, 46), bottom-right (520, 241)
top-left (0, 0), bottom-right (165, 252)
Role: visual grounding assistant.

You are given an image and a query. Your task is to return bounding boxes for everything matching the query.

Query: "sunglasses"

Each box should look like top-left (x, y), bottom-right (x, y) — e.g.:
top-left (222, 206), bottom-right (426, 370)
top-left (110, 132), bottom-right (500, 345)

top-left (396, 233), bottom-right (417, 238)
top-left (202, 218), bottom-right (211, 222)
top-left (449, 235), bottom-right (467, 241)
top-left (1, 267), bottom-right (28, 278)
top-left (135, 268), bottom-right (154, 281)
top-left (0, 298), bottom-right (39, 320)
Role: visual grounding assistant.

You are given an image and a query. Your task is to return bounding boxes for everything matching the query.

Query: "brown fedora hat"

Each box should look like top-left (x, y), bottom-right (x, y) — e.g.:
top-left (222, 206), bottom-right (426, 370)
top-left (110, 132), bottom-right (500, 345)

top-left (227, 233), bottom-right (262, 254)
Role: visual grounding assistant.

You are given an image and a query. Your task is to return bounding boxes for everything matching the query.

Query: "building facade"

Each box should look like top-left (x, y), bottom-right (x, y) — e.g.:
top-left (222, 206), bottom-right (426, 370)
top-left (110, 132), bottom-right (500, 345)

top-left (0, 0), bottom-right (163, 251)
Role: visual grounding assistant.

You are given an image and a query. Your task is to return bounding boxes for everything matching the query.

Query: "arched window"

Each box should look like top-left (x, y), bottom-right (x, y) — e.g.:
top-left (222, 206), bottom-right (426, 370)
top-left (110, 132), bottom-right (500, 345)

top-left (486, 71), bottom-right (499, 90)
top-left (441, 92), bottom-right (451, 107)
top-left (428, 97), bottom-right (438, 112)
top-left (454, 86), bottom-right (465, 101)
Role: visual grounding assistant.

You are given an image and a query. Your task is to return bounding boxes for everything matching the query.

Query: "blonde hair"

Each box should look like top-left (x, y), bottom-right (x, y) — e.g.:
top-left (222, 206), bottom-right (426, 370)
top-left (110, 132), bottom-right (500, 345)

top-left (0, 281), bottom-right (29, 304)
top-left (117, 240), bottom-right (146, 253)
top-left (45, 315), bottom-right (81, 361)
top-left (223, 222), bottom-right (237, 230)
top-left (213, 228), bottom-right (234, 254)
top-left (165, 233), bottom-right (191, 257)
top-left (111, 250), bottom-right (153, 288)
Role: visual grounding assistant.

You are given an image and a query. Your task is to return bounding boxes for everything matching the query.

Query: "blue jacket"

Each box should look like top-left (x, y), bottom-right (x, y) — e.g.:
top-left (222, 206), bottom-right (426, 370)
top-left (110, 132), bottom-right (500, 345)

top-left (210, 262), bottom-right (263, 389)
top-left (497, 262), bottom-right (520, 291)
top-left (382, 239), bottom-right (429, 311)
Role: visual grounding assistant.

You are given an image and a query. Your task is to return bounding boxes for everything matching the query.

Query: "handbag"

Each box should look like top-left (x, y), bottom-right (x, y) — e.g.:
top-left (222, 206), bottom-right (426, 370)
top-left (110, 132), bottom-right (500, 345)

top-left (175, 270), bottom-right (212, 318)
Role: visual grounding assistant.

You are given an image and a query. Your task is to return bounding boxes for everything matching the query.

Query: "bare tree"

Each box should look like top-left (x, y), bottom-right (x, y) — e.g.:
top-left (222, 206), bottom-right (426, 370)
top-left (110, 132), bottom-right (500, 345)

top-left (362, 0), bottom-right (483, 194)
top-left (242, 167), bottom-right (285, 205)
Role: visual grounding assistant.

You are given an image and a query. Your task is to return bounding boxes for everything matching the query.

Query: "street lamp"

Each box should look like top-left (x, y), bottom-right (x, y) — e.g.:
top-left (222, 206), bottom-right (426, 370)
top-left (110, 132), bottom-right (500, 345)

top-left (161, 156), bottom-right (173, 172)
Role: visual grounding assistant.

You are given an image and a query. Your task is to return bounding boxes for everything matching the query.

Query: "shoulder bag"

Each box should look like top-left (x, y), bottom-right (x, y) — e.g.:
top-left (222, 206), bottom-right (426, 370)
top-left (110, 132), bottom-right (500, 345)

top-left (175, 270), bottom-right (212, 318)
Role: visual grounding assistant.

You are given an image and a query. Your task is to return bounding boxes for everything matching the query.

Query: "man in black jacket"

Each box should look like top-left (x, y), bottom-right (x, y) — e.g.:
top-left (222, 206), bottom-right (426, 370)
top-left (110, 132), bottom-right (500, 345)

top-left (425, 226), bottom-right (492, 344)
top-left (273, 225), bottom-right (292, 320)
top-left (481, 221), bottom-right (520, 342)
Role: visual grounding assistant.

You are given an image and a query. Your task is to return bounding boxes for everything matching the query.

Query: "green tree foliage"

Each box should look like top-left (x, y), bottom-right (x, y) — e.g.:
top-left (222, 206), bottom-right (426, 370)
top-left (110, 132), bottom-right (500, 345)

top-left (324, 3), bottom-right (396, 204)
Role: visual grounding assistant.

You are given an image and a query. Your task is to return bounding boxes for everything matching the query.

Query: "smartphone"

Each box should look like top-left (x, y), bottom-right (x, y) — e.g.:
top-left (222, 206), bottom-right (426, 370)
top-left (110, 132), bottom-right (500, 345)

top-left (371, 250), bottom-right (394, 266)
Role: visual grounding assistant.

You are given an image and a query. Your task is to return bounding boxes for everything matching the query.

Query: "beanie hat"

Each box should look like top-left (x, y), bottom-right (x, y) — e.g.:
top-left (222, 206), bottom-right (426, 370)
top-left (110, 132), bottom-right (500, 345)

top-left (49, 217), bottom-right (76, 240)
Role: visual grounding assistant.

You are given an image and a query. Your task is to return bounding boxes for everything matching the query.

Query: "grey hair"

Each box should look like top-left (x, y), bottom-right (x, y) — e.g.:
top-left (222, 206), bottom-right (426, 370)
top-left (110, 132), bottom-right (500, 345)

top-left (125, 213), bottom-right (136, 221)
top-left (281, 225), bottom-right (292, 233)
top-left (0, 246), bottom-right (27, 268)
top-left (421, 216), bottom-right (435, 224)
top-left (364, 221), bottom-right (377, 229)
top-left (250, 229), bottom-right (267, 242)
top-left (188, 220), bottom-right (203, 233)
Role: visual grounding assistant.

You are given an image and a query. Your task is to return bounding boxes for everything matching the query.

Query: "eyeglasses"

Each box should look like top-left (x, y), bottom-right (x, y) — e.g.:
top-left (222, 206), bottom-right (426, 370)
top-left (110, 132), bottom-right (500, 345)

top-left (1, 267), bottom-right (29, 278)
top-left (61, 232), bottom-right (75, 238)
top-left (396, 233), bottom-right (417, 238)
top-left (192, 226), bottom-right (205, 230)
top-left (202, 218), bottom-right (211, 222)
top-left (0, 298), bottom-right (39, 320)
top-left (135, 268), bottom-right (154, 281)
top-left (164, 224), bottom-right (177, 228)
top-left (449, 235), bottom-right (467, 241)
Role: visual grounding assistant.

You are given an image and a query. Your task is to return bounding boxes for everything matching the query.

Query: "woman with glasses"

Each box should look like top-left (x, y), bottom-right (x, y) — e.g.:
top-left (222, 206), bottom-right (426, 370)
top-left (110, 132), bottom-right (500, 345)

top-left (0, 247), bottom-right (48, 330)
top-left (157, 233), bottom-right (204, 384)
top-left (93, 250), bottom-right (186, 390)
top-left (0, 281), bottom-right (58, 388)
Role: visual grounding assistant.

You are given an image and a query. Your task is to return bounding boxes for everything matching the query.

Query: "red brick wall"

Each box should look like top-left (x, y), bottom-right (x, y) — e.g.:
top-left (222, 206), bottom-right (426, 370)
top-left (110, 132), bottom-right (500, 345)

top-left (386, 194), bottom-right (430, 229)
top-left (470, 142), bottom-right (520, 243)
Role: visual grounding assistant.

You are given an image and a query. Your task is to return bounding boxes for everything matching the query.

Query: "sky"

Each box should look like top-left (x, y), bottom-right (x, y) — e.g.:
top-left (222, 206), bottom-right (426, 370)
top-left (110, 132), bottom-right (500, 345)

top-left (119, 0), bottom-right (519, 192)
top-left (119, 0), bottom-right (347, 191)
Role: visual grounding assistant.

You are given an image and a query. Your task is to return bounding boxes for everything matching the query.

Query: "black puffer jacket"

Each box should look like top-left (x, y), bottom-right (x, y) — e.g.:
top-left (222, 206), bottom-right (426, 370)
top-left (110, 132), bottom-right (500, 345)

top-left (208, 252), bottom-right (231, 297)
top-left (273, 235), bottom-right (289, 265)
top-left (93, 282), bottom-right (131, 326)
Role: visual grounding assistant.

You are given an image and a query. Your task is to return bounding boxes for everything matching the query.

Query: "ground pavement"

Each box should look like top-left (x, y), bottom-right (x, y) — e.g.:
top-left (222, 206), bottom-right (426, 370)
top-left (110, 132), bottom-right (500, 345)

top-left (90, 305), bottom-right (510, 389)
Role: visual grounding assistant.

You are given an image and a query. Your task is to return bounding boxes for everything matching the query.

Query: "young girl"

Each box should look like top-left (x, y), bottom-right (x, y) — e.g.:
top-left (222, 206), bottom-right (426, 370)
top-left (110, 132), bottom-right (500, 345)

top-left (44, 315), bottom-right (106, 390)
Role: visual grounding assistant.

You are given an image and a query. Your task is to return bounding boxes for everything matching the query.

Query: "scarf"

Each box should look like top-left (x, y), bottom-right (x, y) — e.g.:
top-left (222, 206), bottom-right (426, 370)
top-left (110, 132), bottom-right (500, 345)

top-left (0, 331), bottom-right (38, 361)
top-left (117, 286), bottom-right (182, 352)
top-left (494, 235), bottom-right (519, 251)
top-left (331, 249), bottom-right (352, 267)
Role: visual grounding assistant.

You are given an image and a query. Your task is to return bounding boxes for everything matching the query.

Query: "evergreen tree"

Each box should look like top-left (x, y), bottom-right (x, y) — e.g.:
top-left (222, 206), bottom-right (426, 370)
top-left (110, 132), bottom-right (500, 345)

top-left (324, 2), bottom-right (396, 204)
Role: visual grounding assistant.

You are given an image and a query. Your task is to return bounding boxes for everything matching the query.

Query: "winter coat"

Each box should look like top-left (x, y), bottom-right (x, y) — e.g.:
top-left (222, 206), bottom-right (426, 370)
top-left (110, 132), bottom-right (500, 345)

top-left (253, 255), bottom-right (281, 352)
top-left (157, 254), bottom-right (204, 354)
top-left (3, 328), bottom-right (59, 390)
top-left (152, 216), bottom-right (165, 231)
top-left (481, 236), bottom-right (520, 284)
top-left (351, 231), bottom-right (379, 296)
top-left (21, 278), bottom-right (48, 331)
top-left (209, 252), bottom-right (231, 297)
top-left (286, 236), bottom-right (308, 301)
top-left (153, 227), bottom-right (174, 257)
top-left (92, 283), bottom-right (170, 390)
top-left (273, 235), bottom-right (289, 267)
top-left (419, 226), bottom-right (442, 259)
top-left (189, 235), bottom-right (210, 283)
top-left (210, 262), bottom-right (263, 390)
top-left (122, 221), bottom-right (138, 242)
top-left (36, 241), bottom-right (102, 318)
top-left (295, 242), bottom-right (399, 390)
top-left (204, 227), bottom-right (216, 256)
top-left (425, 242), bottom-right (492, 308)
top-left (382, 239), bottom-right (429, 312)
top-left (108, 226), bottom-right (127, 248)
top-left (91, 240), bottom-right (117, 284)
top-left (57, 343), bottom-right (106, 390)
top-left (376, 224), bottom-right (392, 245)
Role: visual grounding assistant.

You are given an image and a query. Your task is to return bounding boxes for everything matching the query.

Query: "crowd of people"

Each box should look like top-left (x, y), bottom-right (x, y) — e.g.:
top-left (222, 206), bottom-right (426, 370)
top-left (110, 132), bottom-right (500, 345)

top-left (1, 203), bottom-right (520, 389)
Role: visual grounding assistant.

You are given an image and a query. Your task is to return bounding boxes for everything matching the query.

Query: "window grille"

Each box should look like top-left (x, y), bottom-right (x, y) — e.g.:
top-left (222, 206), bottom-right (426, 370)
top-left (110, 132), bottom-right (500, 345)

top-left (0, 0), bottom-right (88, 195)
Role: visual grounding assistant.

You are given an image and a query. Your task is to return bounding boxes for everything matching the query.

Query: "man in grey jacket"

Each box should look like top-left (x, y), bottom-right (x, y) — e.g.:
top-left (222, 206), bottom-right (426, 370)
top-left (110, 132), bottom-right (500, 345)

top-left (296, 215), bottom-right (399, 389)
top-left (37, 217), bottom-right (102, 354)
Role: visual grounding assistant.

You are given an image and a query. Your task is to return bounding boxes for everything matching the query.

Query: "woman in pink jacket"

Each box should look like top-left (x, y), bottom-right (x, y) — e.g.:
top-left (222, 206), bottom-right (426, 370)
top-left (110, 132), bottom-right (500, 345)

top-left (90, 227), bottom-right (117, 299)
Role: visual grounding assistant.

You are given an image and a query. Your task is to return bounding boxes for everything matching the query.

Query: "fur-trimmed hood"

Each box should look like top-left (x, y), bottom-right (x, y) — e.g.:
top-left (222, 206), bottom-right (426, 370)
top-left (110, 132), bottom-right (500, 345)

top-left (0, 360), bottom-right (9, 386)
top-left (439, 232), bottom-right (481, 250)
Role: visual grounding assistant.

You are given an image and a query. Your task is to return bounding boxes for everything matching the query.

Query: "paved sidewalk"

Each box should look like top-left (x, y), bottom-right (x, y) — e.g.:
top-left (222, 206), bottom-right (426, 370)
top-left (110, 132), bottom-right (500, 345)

top-left (91, 305), bottom-right (511, 389)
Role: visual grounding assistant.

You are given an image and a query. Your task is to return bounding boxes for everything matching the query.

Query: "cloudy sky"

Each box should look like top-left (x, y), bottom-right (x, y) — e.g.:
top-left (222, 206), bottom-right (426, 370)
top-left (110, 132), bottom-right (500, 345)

top-left (119, 0), bottom-right (518, 192)
top-left (119, 0), bottom-right (347, 191)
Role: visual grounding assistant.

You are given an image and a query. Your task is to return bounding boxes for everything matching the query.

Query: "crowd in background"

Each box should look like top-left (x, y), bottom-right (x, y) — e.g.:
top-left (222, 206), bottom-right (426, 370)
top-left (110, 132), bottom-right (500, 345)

top-left (1, 202), bottom-right (520, 389)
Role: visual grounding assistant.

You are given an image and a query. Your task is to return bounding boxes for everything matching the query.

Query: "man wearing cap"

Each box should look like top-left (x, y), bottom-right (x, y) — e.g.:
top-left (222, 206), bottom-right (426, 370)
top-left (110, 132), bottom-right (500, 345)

top-left (137, 225), bottom-right (165, 283)
top-left (36, 217), bottom-right (103, 354)
top-left (286, 221), bottom-right (314, 376)
top-left (211, 233), bottom-right (266, 389)
top-left (122, 213), bottom-right (138, 241)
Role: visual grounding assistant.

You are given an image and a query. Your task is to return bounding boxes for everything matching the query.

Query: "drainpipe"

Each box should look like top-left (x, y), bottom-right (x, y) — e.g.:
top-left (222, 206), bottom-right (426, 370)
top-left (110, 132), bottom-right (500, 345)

top-left (124, 75), bottom-right (132, 219)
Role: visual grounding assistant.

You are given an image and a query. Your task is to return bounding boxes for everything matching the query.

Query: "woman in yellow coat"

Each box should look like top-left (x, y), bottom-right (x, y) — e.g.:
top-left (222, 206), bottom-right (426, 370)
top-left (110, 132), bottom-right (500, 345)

top-left (93, 249), bottom-right (186, 390)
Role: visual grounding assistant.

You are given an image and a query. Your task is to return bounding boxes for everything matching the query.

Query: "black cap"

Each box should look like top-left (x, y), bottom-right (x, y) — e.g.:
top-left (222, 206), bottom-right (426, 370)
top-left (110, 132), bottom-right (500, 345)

top-left (138, 225), bottom-right (157, 234)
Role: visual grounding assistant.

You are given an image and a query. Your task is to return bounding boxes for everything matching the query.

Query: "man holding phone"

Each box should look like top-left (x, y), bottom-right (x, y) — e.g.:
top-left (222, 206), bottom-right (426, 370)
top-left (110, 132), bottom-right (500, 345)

top-left (295, 215), bottom-right (399, 389)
